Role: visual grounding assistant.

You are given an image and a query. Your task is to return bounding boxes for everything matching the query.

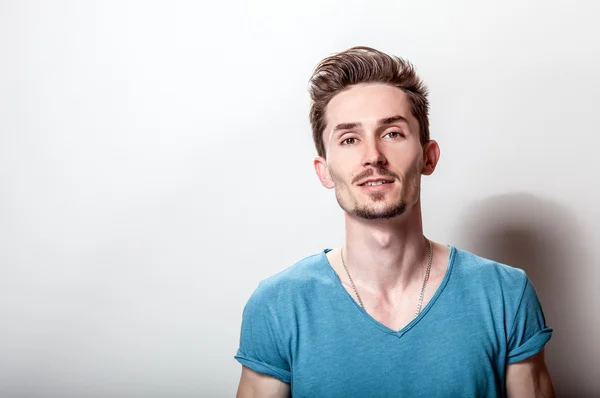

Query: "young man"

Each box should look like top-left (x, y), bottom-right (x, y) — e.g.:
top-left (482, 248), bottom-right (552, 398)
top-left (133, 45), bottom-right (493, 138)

top-left (235, 47), bottom-right (554, 397)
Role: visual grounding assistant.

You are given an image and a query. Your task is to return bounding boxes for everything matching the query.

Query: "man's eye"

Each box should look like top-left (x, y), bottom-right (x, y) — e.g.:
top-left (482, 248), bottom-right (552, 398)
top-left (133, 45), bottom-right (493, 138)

top-left (341, 138), bottom-right (357, 145)
top-left (385, 131), bottom-right (404, 139)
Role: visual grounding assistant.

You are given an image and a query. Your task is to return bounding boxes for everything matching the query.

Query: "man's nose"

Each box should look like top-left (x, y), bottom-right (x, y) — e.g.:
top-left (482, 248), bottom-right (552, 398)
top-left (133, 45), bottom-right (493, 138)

top-left (362, 141), bottom-right (387, 167)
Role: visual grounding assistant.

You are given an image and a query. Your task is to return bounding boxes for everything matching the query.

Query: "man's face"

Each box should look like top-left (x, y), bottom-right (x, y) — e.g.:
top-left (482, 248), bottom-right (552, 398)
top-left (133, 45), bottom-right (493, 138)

top-left (315, 83), bottom-right (427, 220)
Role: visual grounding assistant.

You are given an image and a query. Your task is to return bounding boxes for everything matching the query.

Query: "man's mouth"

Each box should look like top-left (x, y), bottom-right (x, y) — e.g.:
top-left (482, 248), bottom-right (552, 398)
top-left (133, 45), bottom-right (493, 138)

top-left (360, 180), bottom-right (393, 186)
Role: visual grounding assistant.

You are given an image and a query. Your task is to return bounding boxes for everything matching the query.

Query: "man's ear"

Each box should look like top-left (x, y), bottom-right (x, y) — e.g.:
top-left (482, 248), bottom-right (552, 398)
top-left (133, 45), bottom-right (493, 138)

top-left (421, 140), bottom-right (441, 176)
top-left (314, 156), bottom-right (335, 189)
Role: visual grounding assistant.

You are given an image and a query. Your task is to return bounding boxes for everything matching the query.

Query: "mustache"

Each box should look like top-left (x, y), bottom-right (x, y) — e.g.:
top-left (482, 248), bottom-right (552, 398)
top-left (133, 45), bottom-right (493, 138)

top-left (352, 168), bottom-right (399, 184)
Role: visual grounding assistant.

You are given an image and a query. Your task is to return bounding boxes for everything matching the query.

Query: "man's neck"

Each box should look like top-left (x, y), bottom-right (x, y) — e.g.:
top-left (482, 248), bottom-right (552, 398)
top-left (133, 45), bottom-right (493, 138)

top-left (343, 200), bottom-right (429, 293)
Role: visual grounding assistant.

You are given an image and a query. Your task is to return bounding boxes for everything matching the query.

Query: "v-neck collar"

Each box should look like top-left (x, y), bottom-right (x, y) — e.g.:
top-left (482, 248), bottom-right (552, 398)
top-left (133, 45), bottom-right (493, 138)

top-left (321, 245), bottom-right (456, 338)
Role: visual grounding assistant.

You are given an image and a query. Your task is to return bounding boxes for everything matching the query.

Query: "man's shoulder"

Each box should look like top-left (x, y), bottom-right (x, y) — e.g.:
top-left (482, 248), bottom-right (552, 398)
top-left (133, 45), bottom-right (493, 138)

top-left (247, 249), bottom-right (333, 305)
top-left (452, 246), bottom-right (528, 292)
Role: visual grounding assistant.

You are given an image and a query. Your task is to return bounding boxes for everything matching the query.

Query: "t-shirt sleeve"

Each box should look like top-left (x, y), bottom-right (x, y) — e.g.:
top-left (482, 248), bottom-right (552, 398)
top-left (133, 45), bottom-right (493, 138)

top-left (234, 283), bottom-right (292, 383)
top-left (506, 275), bottom-right (553, 364)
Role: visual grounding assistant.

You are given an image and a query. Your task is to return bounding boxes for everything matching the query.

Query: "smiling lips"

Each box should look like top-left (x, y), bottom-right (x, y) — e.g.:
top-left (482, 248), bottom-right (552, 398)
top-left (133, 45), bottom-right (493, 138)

top-left (358, 178), bottom-right (395, 187)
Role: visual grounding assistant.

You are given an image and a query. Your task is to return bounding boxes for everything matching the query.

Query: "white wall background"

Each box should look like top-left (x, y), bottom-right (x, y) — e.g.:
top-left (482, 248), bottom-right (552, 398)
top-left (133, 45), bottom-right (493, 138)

top-left (1, 0), bottom-right (599, 396)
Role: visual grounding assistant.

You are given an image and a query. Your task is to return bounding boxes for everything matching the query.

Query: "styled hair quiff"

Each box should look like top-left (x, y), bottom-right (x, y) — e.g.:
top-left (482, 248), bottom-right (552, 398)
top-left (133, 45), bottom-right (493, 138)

top-left (308, 46), bottom-right (430, 158)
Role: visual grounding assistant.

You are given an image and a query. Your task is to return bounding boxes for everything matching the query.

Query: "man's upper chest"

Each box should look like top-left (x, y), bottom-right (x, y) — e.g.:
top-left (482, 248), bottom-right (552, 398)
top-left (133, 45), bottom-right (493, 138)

top-left (357, 270), bottom-right (446, 331)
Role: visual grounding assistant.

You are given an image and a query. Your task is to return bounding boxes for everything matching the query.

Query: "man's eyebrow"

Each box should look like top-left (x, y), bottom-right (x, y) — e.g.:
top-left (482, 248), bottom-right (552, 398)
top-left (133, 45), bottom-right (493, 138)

top-left (332, 116), bottom-right (409, 133)
top-left (378, 115), bottom-right (409, 125)
top-left (332, 122), bottom-right (362, 133)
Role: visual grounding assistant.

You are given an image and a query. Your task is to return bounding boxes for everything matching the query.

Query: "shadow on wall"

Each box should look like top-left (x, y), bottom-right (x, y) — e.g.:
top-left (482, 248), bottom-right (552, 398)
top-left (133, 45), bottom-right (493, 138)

top-left (456, 193), bottom-right (594, 398)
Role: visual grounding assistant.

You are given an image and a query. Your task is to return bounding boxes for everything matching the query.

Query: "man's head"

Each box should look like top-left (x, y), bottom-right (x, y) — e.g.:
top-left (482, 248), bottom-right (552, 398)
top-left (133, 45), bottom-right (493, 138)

top-left (309, 46), bottom-right (440, 220)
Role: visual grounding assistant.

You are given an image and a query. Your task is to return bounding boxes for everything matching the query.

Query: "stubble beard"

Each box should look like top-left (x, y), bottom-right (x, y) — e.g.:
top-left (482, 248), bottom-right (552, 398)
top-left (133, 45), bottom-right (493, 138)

top-left (334, 182), bottom-right (410, 220)
top-left (354, 196), bottom-right (408, 219)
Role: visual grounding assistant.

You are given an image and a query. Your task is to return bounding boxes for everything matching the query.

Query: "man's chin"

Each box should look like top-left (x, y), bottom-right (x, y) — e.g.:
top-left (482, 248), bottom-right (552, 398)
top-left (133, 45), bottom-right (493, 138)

top-left (352, 203), bottom-right (408, 220)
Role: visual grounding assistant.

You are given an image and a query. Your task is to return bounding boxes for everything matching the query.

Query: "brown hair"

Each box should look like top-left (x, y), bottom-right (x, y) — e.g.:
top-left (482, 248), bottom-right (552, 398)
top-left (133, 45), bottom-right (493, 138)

top-left (308, 46), bottom-right (430, 158)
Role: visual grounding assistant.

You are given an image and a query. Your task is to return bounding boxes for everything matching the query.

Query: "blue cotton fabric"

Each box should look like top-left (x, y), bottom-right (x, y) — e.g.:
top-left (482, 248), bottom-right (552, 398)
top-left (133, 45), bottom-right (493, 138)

top-left (235, 246), bottom-right (552, 397)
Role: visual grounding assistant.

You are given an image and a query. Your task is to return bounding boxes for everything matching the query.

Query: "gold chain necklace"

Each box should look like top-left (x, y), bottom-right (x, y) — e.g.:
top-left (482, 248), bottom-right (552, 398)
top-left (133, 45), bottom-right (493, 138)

top-left (340, 239), bottom-right (433, 316)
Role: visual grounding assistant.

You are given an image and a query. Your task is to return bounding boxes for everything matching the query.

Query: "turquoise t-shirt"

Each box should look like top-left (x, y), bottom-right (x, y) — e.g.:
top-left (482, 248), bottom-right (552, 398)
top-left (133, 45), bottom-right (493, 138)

top-left (234, 246), bottom-right (552, 397)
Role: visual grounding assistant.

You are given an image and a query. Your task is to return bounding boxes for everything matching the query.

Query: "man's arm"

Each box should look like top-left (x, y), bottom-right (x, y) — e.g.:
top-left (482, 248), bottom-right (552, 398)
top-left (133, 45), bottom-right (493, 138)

top-left (236, 365), bottom-right (291, 398)
top-left (506, 348), bottom-right (555, 397)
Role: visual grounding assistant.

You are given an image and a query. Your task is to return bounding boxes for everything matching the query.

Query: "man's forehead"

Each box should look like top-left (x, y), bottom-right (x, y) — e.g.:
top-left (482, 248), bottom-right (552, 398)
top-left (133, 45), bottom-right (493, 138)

top-left (324, 84), bottom-right (413, 128)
